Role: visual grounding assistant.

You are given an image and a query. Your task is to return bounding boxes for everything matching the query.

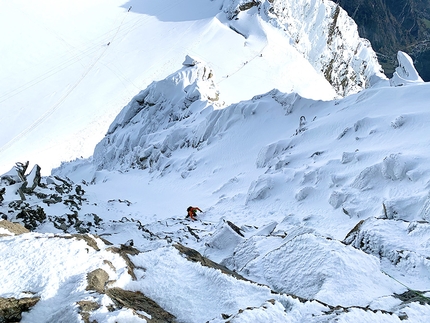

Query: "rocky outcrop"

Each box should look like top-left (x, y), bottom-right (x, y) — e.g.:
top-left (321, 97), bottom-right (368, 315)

top-left (106, 244), bottom-right (140, 280)
top-left (0, 165), bottom-right (102, 233)
top-left (84, 245), bottom-right (176, 322)
top-left (86, 268), bottom-right (110, 293)
top-left (0, 162), bottom-right (42, 199)
top-left (77, 300), bottom-right (100, 323)
top-left (0, 296), bottom-right (40, 322)
top-left (106, 288), bottom-right (177, 323)
top-left (0, 220), bottom-right (29, 236)
top-left (174, 243), bottom-right (249, 281)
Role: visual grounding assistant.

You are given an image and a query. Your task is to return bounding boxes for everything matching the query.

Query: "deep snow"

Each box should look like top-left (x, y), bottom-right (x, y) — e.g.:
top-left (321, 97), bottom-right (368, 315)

top-left (0, 0), bottom-right (340, 175)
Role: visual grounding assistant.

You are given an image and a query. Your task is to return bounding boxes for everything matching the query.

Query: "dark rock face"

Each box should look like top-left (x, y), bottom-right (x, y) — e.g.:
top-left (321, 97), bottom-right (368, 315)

top-left (337, 0), bottom-right (430, 80)
top-left (173, 243), bottom-right (249, 282)
top-left (0, 296), bottom-right (40, 322)
top-left (106, 288), bottom-right (177, 323)
top-left (0, 163), bottom-right (104, 234)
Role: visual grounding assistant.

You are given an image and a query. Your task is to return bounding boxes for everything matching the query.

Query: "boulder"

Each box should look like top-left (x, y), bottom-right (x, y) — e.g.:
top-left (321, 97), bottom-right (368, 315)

top-left (106, 287), bottom-right (176, 322)
top-left (0, 220), bottom-right (29, 235)
top-left (0, 296), bottom-right (40, 322)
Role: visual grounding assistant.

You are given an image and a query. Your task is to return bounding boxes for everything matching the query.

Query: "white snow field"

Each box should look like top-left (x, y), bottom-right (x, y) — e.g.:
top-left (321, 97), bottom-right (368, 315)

top-left (0, 0), bottom-right (349, 175)
top-left (1, 0), bottom-right (429, 322)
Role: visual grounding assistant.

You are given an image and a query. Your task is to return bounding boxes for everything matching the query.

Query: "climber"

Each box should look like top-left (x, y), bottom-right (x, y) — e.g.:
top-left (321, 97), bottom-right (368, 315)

top-left (186, 206), bottom-right (202, 221)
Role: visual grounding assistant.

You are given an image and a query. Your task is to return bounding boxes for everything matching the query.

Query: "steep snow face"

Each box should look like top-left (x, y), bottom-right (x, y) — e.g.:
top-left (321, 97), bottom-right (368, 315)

top-left (73, 54), bottom-right (430, 298)
top-left (222, 0), bottom-right (386, 96)
top-left (93, 59), bottom-right (219, 171)
top-left (2, 54), bottom-right (430, 321)
top-left (0, 0), bottom-right (340, 175)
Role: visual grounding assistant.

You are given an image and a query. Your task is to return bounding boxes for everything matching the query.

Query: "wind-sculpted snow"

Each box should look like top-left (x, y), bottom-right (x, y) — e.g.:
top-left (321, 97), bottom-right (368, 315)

top-left (93, 59), bottom-right (219, 171)
top-left (222, 0), bottom-right (386, 96)
top-left (225, 231), bottom-right (404, 307)
top-left (390, 51), bottom-right (424, 87)
top-left (3, 53), bottom-right (430, 321)
top-left (344, 218), bottom-right (430, 291)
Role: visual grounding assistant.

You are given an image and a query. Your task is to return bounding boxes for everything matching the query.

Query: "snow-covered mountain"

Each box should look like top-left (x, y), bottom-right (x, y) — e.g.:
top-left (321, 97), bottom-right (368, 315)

top-left (1, 0), bottom-right (430, 322)
top-left (0, 0), bottom-right (382, 175)
top-left (223, 0), bottom-right (386, 96)
top-left (1, 51), bottom-right (430, 322)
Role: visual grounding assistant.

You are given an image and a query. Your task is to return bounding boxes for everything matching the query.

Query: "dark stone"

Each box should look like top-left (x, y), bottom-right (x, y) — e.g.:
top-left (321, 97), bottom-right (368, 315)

top-left (0, 188), bottom-right (5, 203)
top-left (16, 206), bottom-right (46, 231)
top-left (0, 296), bottom-right (40, 322)
top-left (173, 243), bottom-right (249, 282)
top-left (106, 245), bottom-right (140, 280)
top-left (106, 288), bottom-right (176, 322)
top-left (394, 290), bottom-right (430, 305)
top-left (23, 164), bottom-right (41, 193)
top-left (226, 220), bottom-right (245, 237)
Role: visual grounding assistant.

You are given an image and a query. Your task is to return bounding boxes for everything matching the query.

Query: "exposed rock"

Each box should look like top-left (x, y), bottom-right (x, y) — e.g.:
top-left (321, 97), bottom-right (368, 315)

top-left (106, 244), bottom-right (140, 280)
top-left (0, 188), bottom-right (5, 204)
top-left (77, 300), bottom-right (100, 312)
top-left (394, 290), bottom-right (430, 305)
top-left (239, 0), bottom-right (260, 12)
top-left (22, 164), bottom-right (41, 194)
top-left (343, 219), bottom-right (366, 244)
top-left (0, 220), bottom-right (29, 235)
top-left (77, 300), bottom-right (100, 323)
top-left (173, 243), bottom-right (249, 281)
top-left (65, 234), bottom-right (101, 251)
top-left (226, 220), bottom-right (245, 237)
top-left (14, 162), bottom-right (28, 182)
top-left (15, 206), bottom-right (46, 231)
top-left (0, 296), bottom-right (40, 322)
top-left (86, 268), bottom-right (109, 293)
top-left (106, 287), bottom-right (176, 323)
top-left (223, 0), bottom-right (385, 96)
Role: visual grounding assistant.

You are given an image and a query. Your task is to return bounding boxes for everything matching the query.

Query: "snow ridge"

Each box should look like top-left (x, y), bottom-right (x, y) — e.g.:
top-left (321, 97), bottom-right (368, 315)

top-left (222, 0), bottom-right (386, 96)
top-left (93, 58), bottom-right (219, 171)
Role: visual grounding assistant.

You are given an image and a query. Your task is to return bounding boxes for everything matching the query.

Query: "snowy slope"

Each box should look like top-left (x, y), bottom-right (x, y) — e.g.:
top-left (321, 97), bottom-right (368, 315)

top-left (1, 51), bottom-right (430, 322)
top-left (0, 0), bottom-right (342, 175)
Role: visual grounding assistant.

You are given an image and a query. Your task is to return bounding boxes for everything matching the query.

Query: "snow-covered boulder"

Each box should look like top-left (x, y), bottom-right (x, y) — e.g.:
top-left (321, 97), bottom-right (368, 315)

top-left (390, 51), bottom-right (424, 87)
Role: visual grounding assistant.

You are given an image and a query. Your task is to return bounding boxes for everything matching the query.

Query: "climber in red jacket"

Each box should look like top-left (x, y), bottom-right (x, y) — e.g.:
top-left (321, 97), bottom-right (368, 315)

top-left (186, 206), bottom-right (202, 221)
